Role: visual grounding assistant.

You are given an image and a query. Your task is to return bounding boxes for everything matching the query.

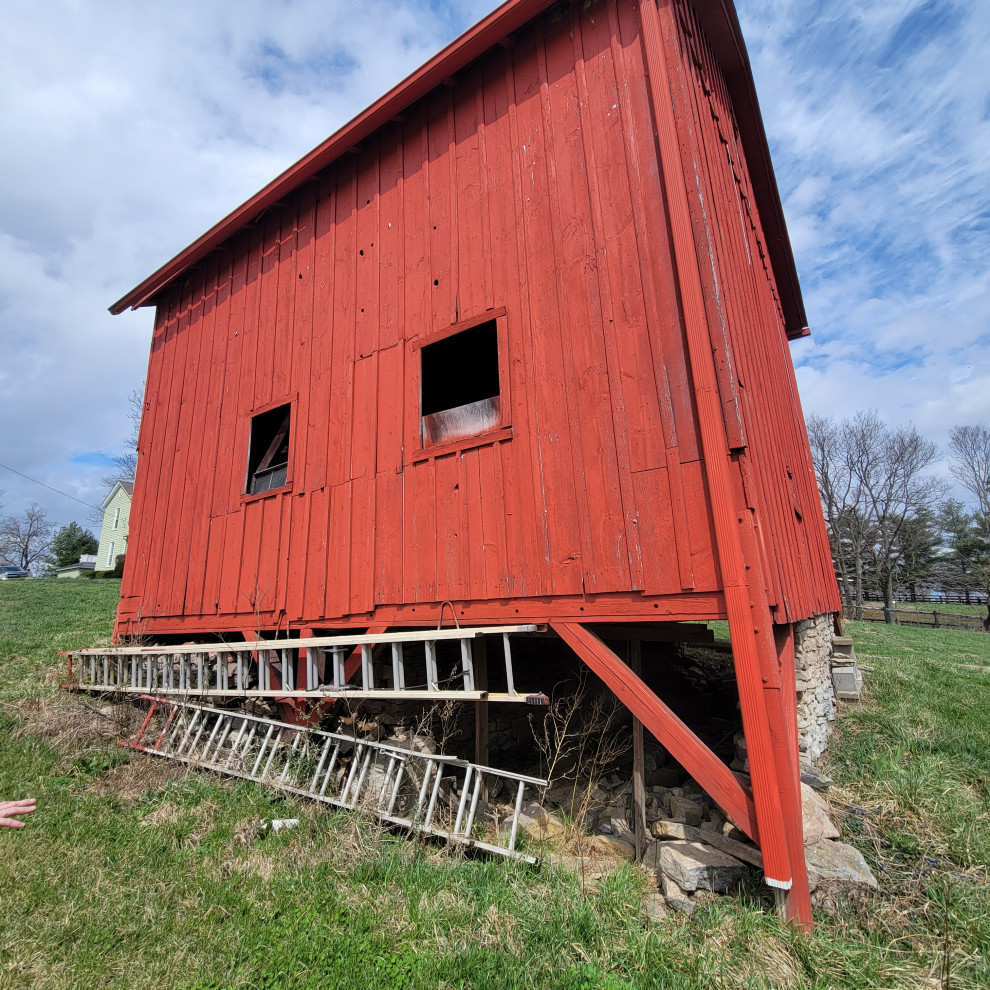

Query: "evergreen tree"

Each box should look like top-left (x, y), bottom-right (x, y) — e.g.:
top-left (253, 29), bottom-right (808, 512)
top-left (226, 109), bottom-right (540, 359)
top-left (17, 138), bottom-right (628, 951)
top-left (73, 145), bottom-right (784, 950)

top-left (49, 522), bottom-right (99, 568)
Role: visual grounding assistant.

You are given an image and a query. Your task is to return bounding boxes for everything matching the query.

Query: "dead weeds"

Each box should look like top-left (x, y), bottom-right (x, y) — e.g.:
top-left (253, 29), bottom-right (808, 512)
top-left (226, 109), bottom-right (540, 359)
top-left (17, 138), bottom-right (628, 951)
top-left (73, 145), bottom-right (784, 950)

top-left (9, 693), bottom-right (144, 751)
top-left (88, 756), bottom-right (188, 803)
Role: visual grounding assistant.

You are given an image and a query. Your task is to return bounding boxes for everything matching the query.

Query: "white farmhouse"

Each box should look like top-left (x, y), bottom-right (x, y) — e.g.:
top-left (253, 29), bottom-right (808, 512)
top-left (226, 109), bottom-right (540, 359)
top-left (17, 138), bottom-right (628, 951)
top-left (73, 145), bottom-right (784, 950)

top-left (95, 481), bottom-right (133, 572)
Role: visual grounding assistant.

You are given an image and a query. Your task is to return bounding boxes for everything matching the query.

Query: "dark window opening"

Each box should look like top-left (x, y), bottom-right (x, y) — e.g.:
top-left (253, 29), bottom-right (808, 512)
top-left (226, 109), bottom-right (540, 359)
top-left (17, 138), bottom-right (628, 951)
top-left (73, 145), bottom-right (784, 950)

top-left (421, 320), bottom-right (500, 446)
top-left (247, 404), bottom-right (291, 494)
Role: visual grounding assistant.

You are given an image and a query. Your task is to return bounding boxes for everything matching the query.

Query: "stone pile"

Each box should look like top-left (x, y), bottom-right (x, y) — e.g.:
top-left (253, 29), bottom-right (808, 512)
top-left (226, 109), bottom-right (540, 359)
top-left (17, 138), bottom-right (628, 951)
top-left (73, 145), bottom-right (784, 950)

top-left (531, 764), bottom-right (877, 914)
top-left (636, 774), bottom-right (876, 913)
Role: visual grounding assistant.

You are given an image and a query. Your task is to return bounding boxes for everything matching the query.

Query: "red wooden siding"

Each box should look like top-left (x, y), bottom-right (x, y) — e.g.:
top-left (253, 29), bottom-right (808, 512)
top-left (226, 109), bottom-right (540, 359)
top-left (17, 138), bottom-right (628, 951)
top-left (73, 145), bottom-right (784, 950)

top-left (116, 0), bottom-right (838, 637)
top-left (659, 0), bottom-right (839, 622)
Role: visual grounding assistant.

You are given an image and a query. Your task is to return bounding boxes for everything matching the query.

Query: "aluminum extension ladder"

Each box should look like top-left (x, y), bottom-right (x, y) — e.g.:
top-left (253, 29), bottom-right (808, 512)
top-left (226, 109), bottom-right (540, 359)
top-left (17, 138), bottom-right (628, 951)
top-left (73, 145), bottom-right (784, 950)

top-left (67, 625), bottom-right (548, 706)
top-left (124, 697), bottom-right (548, 864)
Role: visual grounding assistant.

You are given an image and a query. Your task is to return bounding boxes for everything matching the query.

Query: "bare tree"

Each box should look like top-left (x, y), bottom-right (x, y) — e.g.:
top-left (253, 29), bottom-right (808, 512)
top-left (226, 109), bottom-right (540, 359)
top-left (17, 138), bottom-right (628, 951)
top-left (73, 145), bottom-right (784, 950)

top-left (947, 424), bottom-right (990, 628)
top-left (0, 503), bottom-right (55, 571)
top-left (807, 414), bottom-right (872, 613)
top-left (101, 388), bottom-right (143, 488)
top-left (808, 411), bottom-right (944, 618)
top-left (850, 411), bottom-right (944, 615)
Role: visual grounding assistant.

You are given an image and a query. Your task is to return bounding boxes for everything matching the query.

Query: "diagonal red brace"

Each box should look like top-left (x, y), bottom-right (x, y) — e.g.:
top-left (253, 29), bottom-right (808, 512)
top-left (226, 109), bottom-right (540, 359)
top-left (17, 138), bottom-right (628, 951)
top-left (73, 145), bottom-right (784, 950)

top-left (551, 621), bottom-right (758, 843)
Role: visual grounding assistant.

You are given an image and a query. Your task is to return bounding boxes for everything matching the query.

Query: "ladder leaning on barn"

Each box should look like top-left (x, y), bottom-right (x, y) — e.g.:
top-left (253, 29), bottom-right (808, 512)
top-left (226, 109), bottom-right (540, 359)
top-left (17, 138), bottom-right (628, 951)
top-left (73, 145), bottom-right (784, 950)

top-left (66, 625), bottom-right (549, 706)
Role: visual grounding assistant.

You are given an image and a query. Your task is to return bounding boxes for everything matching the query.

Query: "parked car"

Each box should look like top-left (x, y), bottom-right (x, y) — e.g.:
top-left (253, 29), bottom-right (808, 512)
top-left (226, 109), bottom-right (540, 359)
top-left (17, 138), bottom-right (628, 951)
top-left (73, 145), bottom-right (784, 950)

top-left (0, 566), bottom-right (30, 579)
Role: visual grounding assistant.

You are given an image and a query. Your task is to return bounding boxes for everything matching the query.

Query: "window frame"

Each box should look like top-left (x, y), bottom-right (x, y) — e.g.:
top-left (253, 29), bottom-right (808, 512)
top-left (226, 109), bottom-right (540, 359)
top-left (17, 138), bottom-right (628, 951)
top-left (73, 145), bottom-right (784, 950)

top-left (407, 308), bottom-right (511, 464)
top-left (242, 398), bottom-right (295, 501)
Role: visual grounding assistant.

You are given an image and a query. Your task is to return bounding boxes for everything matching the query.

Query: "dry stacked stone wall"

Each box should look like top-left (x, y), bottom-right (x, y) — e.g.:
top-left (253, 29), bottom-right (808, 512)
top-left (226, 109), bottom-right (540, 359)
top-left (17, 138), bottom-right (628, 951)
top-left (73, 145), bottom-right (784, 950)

top-left (793, 614), bottom-right (837, 764)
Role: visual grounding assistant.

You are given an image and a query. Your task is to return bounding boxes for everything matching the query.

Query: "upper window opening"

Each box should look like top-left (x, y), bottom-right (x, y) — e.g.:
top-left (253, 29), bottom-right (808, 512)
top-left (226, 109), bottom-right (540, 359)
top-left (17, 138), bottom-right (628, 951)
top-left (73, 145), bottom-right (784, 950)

top-left (421, 320), bottom-right (500, 446)
top-left (247, 404), bottom-right (291, 494)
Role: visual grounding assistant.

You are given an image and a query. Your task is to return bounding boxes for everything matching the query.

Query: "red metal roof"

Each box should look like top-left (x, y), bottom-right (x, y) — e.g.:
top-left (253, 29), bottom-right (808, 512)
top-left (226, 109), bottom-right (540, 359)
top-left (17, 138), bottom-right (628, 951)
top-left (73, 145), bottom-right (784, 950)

top-left (109, 0), bottom-right (808, 338)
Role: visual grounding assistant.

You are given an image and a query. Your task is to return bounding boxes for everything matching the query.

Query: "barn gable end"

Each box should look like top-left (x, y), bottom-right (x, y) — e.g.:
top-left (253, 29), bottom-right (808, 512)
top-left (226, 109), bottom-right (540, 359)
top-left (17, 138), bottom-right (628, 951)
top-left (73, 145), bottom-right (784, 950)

top-left (116, 0), bottom-right (837, 637)
top-left (108, 0), bottom-right (842, 928)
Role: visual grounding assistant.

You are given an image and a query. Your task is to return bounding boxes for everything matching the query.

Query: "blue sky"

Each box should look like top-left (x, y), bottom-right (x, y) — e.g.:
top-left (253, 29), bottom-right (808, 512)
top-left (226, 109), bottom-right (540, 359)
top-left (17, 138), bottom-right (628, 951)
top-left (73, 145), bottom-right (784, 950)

top-left (0, 0), bottom-right (987, 528)
top-left (739, 0), bottom-right (990, 435)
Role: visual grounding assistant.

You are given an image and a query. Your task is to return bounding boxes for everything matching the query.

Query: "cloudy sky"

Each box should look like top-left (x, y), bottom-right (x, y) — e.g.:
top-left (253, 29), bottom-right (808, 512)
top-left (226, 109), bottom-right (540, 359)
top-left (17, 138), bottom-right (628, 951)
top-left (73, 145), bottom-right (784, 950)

top-left (1, 0), bottom-right (986, 529)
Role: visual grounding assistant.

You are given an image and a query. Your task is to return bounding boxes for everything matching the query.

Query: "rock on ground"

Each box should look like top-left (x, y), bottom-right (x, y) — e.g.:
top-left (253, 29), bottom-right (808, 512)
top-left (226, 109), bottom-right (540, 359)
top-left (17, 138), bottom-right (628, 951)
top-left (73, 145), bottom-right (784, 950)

top-left (593, 834), bottom-right (637, 862)
top-left (642, 890), bottom-right (670, 921)
top-left (805, 839), bottom-right (878, 890)
top-left (650, 820), bottom-right (763, 869)
top-left (648, 840), bottom-right (747, 894)
top-left (801, 782), bottom-right (840, 845)
top-left (660, 874), bottom-right (695, 913)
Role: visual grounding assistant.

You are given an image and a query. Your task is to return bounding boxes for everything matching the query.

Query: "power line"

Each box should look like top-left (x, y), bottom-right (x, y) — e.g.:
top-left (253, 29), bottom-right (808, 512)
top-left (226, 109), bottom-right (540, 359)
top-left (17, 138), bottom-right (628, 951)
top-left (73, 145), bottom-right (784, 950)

top-left (0, 462), bottom-right (102, 511)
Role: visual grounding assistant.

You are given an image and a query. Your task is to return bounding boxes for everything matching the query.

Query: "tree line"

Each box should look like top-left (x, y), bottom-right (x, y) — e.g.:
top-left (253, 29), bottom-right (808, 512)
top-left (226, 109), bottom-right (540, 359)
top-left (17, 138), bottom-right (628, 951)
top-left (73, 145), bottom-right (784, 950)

top-left (807, 412), bottom-right (990, 628)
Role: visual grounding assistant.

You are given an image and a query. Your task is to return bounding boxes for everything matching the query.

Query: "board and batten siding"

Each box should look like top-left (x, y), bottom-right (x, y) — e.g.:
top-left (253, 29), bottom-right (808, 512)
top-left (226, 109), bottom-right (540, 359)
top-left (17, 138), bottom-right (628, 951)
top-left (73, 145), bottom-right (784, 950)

top-left (116, 0), bottom-right (838, 635)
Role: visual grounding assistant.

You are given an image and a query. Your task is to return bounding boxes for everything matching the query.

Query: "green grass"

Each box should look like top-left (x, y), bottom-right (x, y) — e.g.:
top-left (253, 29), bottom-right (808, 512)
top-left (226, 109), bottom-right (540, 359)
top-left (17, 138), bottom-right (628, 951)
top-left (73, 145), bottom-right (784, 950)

top-left (0, 578), bottom-right (119, 702)
top-left (1, 583), bottom-right (989, 988)
top-left (886, 601), bottom-right (988, 616)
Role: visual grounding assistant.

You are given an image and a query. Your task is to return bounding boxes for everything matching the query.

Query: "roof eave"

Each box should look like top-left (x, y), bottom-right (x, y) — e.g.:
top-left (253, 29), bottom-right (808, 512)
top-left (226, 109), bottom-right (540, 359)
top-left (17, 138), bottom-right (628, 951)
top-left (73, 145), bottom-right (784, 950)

top-left (110, 0), bottom-right (809, 340)
top-left (108, 0), bottom-right (556, 316)
top-left (689, 0), bottom-right (808, 339)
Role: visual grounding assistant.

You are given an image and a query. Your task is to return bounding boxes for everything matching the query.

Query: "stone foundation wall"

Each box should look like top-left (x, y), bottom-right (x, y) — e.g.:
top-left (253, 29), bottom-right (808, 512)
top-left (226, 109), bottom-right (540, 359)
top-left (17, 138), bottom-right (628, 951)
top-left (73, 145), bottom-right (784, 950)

top-left (793, 613), bottom-right (837, 764)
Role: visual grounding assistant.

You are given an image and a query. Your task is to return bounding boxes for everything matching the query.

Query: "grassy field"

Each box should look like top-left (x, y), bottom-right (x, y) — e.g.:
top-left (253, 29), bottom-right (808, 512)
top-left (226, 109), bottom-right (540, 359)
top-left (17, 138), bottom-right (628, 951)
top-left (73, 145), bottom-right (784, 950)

top-left (1, 581), bottom-right (988, 988)
top-left (886, 602), bottom-right (988, 616)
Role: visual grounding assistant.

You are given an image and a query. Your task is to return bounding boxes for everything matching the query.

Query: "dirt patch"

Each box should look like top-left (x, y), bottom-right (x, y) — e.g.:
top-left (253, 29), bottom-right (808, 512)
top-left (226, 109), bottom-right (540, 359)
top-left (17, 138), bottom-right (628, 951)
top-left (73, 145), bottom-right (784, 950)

top-left (549, 838), bottom-right (633, 888)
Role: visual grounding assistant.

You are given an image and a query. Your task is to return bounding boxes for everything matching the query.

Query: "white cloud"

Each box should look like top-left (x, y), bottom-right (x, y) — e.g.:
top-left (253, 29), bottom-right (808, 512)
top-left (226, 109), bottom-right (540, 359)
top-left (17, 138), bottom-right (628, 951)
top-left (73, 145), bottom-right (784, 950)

top-left (0, 0), bottom-right (987, 529)
top-left (740, 0), bottom-right (990, 453)
top-left (0, 0), bottom-right (492, 526)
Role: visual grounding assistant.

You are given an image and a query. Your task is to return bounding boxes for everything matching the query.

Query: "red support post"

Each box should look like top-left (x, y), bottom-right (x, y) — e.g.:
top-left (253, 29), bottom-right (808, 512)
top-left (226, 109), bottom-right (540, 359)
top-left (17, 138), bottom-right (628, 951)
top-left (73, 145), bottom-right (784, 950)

top-left (639, 0), bottom-right (792, 892)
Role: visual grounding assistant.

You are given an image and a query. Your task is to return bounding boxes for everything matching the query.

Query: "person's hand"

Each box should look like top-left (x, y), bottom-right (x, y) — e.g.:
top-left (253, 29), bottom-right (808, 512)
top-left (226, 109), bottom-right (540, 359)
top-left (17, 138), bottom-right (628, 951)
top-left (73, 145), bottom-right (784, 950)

top-left (0, 799), bottom-right (36, 828)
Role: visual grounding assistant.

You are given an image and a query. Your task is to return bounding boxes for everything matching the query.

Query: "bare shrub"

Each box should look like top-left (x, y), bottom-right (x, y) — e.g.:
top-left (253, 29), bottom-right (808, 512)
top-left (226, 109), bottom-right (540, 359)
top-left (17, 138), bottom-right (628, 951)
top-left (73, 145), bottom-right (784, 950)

top-left (529, 670), bottom-right (631, 840)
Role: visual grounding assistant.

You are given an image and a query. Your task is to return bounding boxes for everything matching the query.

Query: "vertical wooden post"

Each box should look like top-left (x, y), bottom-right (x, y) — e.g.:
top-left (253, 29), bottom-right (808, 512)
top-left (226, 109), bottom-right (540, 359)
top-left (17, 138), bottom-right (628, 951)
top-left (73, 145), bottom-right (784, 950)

top-left (474, 641), bottom-right (490, 760)
top-left (474, 638), bottom-right (489, 801)
top-left (630, 639), bottom-right (647, 859)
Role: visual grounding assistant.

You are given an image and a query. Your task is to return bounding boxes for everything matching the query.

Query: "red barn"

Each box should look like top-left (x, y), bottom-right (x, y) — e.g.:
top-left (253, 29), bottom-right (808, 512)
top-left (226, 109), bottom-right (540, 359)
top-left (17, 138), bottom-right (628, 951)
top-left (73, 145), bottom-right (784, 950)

top-left (110, 0), bottom-right (840, 924)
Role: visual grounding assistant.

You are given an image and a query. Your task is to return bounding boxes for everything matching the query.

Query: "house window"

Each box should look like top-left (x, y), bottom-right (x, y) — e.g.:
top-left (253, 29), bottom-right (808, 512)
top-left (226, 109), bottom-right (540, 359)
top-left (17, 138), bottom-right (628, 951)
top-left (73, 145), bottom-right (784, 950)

top-left (106, 541), bottom-right (115, 568)
top-left (246, 404), bottom-right (291, 494)
top-left (112, 507), bottom-right (120, 530)
top-left (420, 319), bottom-right (500, 446)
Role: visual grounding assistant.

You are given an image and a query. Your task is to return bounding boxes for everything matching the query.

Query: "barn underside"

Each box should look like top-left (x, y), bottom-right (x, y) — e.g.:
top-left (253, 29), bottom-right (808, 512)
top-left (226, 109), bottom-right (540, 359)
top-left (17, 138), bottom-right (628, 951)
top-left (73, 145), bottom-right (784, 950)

top-left (72, 609), bottom-right (837, 928)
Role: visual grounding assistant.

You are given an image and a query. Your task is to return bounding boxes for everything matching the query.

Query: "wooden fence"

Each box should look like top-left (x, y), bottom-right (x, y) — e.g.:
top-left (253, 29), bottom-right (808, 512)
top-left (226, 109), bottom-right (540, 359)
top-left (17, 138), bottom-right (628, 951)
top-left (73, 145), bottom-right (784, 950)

top-left (843, 606), bottom-right (986, 632)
